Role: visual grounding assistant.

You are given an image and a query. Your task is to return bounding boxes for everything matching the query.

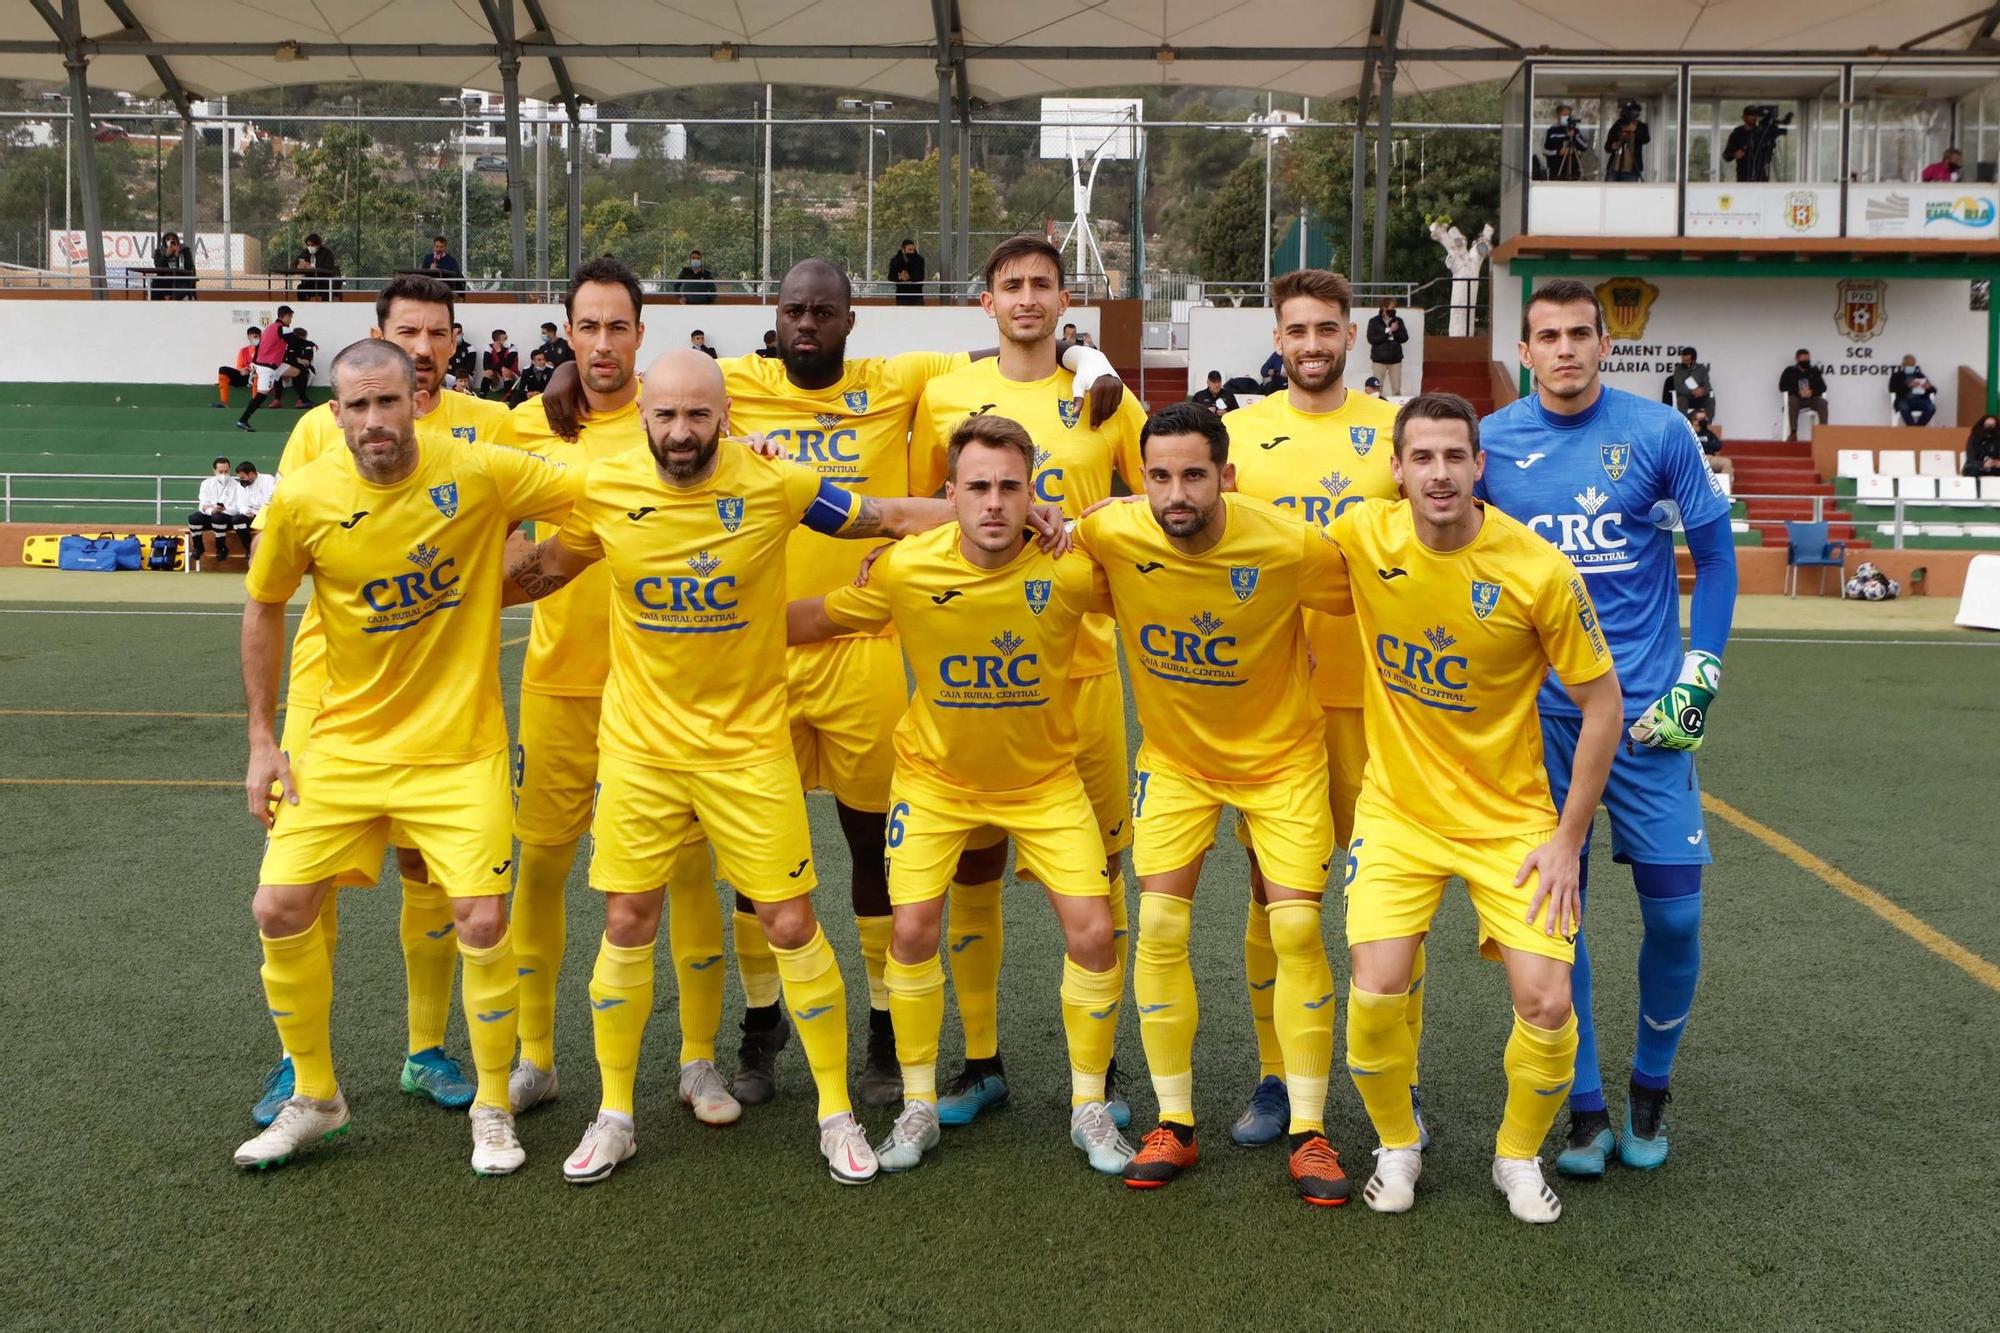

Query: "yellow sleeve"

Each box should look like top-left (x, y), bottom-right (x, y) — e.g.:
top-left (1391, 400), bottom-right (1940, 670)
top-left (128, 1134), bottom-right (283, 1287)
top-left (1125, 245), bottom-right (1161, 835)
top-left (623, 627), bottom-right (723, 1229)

top-left (1064, 547), bottom-right (1113, 618)
top-left (1537, 567), bottom-right (1614, 687)
top-left (242, 486), bottom-right (308, 604)
top-left (274, 424), bottom-right (319, 479)
top-left (821, 549), bottom-right (897, 633)
top-left (554, 464), bottom-right (604, 558)
top-left (908, 381), bottom-right (950, 498)
top-left (889, 349), bottom-right (967, 392)
top-left (1297, 521), bottom-right (1353, 616)
top-left (489, 445), bottom-right (580, 526)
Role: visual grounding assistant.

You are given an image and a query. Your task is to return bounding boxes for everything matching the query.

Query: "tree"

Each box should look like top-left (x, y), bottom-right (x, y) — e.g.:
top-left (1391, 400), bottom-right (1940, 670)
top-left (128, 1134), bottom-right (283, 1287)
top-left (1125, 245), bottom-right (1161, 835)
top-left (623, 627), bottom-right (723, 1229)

top-left (1197, 158), bottom-right (1269, 283)
top-left (869, 151), bottom-right (1005, 267)
top-left (281, 124), bottom-right (424, 279)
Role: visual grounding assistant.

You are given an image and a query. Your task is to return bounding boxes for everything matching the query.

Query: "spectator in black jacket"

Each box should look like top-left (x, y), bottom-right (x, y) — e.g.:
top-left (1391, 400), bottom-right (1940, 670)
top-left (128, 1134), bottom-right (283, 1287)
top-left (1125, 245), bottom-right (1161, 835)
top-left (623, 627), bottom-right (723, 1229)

top-left (1889, 355), bottom-right (1937, 426)
top-left (478, 329), bottom-right (519, 399)
top-left (281, 327), bottom-right (318, 407)
top-left (1366, 299), bottom-right (1409, 395)
top-left (889, 239), bottom-right (926, 306)
top-left (1690, 409), bottom-right (1731, 480)
top-left (756, 329), bottom-right (780, 358)
top-left (1670, 346), bottom-right (1715, 420)
top-left (535, 322), bottom-right (574, 366)
top-left (446, 322), bottom-right (477, 389)
top-left (675, 249), bottom-right (717, 304)
top-left (1191, 371), bottom-right (1239, 414)
top-left (419, 236), bottom-right (465, 293)
top-left (511, 348), bottom-right (554, 405)
top-left (1258, 351), bottom-right (1287, 393)
top-left (1544, 106), bottom-right (1589, 181)
top-left (150, 232), bottom-right (196, 300)
top-left (1964, 416), bottom-right (2000, 477)
top-left (1779, 348), bottom-right (1829, 441)
top-left (292, 233), bottom-right (339, 300)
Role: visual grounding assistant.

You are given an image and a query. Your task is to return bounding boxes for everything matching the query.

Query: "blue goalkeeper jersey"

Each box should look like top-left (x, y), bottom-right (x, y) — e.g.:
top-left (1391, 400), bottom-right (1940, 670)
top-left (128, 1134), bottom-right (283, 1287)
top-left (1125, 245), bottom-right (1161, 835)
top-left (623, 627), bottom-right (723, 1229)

top-left (1477, 386), bottom-right (1731, 719)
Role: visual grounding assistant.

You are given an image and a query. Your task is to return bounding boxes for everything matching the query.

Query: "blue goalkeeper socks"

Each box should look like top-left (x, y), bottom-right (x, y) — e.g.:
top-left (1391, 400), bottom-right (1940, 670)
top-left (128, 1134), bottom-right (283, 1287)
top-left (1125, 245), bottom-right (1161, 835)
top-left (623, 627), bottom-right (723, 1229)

top-left (1568, 858), bottom-right (1607, 1115)
top-left (1632, 864), bottom-right (1703, 1088)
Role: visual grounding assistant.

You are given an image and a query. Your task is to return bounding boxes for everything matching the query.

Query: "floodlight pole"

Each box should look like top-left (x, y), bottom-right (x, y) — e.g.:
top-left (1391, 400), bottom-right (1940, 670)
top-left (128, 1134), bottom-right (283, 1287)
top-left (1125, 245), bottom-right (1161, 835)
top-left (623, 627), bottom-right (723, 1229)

top-left (181, 111), bottom-right (196, 265)
top-left (535, 112), bottom-right (549, 284)
top-left (566, 103), bottom-right (583, 278)
top-left (1262, 94), bottom-right (1274, 294)
top-left (220, 96), bottom-right (231, 286)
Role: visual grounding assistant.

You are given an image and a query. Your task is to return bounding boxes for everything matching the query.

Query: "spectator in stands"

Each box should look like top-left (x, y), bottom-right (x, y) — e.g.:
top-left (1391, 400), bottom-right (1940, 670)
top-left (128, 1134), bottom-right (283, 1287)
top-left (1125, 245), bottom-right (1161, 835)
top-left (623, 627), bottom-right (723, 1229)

top-left (1779, 348), bottom-right (1828, 441)
top-left (281, 327), bottom-right (318, 408)
top-left (1059, 323), bottom-right (1078, 351)
top-left (419, 235), bottom-right (465, 292)
top-left (1258, 350), bottom-right (1288, 393)
top-left (235, 307), bottom-right (298, 432)
top-left (1363, 376), bottom-right (1384, 398)
top-left (1670, 346), bottom-right (1715, 420)
top-left (889, 239), bottom-right (926, 306)
top-left (1964, 415), bottom-right (2000, 477)
top-left (536, 321), bottom-right (574, 366)
top-left (186, 456), bottom-right (246, 566)
top-left (1890, 355), bottom-right (1937, 426)
top-left (675, 248), bottom-right (717, 304)
top-left (151, 231), bottom-right (196, 301)
top-left (446, 322), bottom-right (476, 389)
top-left (1190, 371), bottom-right (1239, 414)
top-left (478, 329), bottom-right (519, 399)
top-left (690, 330), bottom-right (719, 359)
top-left (756, 329), bottom-right (780, 358)
top-left (214, 325), bottom-right (260, 409)
top-left (1544, 105), bottom-right (1589, 181)
top-left (1603, 101), bottom-right (1650, 181)
top-left (1690, 409), bottom-right (1731, 480)
top-left (1921, 148), bottom-right (1964, 184)
top-left (512, 348), bottom-right (554, 405)
top-left (1724, 107), bottom-right (1787, 183)
top-left (292, 233), bottom-right (339, 300)
top-left (1366, 298), bottom-right (1410, 395)
top-left (232, 460), bottom-right (276, 523)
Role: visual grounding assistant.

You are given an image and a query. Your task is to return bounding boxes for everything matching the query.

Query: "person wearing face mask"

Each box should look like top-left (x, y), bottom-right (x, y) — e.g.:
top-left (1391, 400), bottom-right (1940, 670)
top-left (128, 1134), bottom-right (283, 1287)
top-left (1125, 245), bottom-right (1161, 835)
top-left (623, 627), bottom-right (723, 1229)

top-left (1778, 348), bottom-right (1828, 441)
top-left (675, 248), bottom-right (717, 305)
top-left (1965, 415), bottom-right (2000, 477)
top-left (293, 233), bottom-right (340, 301)
top-left (1544, 105), bottom-right (1589, 182)
top-left (1889, 355), bottom-right (1936, 427)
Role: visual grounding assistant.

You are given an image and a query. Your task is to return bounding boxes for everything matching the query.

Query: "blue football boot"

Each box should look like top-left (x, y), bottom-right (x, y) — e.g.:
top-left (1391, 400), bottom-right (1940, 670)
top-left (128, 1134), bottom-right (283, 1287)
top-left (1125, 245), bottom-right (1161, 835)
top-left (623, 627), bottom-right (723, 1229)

top-left (1618, 1083), bottom-right (1671, 1170)
top-left (1105, 1056), bottom-right (1132, 1131)
top-left (936, 1057), bottom-right (1009, 1126)
top-left (1230, 1074), bottom-right (1290, 1147)
top-left (1411, 1085), bottom-right (1433, 1150)
top-left (251, 1056), bottom-right (295, 1128)
top-left (1555, 1108), bottom-right (1616, 1177)
top-left (400, 1045), bottom-right (477, 1109)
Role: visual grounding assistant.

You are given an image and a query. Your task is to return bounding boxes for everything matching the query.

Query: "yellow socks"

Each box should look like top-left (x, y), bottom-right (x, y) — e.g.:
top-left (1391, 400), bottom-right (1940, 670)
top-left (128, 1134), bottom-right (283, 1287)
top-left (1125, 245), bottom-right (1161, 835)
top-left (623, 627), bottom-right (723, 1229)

top-left (1266, 899), bottom-right (1334, 1136)
top-left (771, 925), bottom-right (851, 1120)
top-left (733, 908), bottom-right (782, 1009)
top-left (1406, 939), bottom-right (1428, 1089)
top-left (261, 919), bottom-right (336, 1100)
top-left (1243, 899), bottom-right (1283, 1081)
top-left (1347, 984), bottom-right (1421, 1148)
top-left (1061, 955), bottom-right (1122, 1106)
top-left (946, 878), bottom-right (1004, 1060)
top-left (855, 913), bottom-right (894, 1012)
top-left (511, 839), bottom-right (576, 1070)
top-left (665, 843), bottom-right (724, 1065)
top-left (1496, 1009), bottom-right (1579, 1159)
top-left (588, 935), bottom-right (655, 1118)
top-left (457, 929), bottom-right (521, 1111)
top-left (398, 877), bottom-right (457, 1055)
top-left (1134, 892), bottom-right (1197, 1126)
top-left (884, 953), bottom-right (945, 1104)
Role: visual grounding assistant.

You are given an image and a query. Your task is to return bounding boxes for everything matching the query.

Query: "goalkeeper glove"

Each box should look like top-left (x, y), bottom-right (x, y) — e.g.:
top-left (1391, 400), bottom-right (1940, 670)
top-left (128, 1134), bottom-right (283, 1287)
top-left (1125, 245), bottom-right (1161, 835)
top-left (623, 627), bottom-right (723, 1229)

top-left (1628, 650), bottom-right (1721, 752)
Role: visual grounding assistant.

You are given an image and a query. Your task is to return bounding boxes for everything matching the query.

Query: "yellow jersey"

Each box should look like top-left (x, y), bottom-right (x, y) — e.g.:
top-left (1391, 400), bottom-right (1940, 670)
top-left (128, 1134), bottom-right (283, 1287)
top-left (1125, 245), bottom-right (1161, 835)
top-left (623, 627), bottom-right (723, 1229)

top-left (558, 443), bottom-right (865, 771)
top-left (510, 394), bottom-right (642, 697)
top-left (720, 349), bottom-right (967, 615)
top-left (1325, 499), bottom-right (1613, 838)
top-left (909, 357), bottom-right (1145, 678)
top-left (1076, 494), bottom-right (1351, 785)
top-left (245, 436), bottom-right (577, 764)
top-left (822, 523), bottom-right (1095, 798)
top-left (1225, 389), bottom-right (1401, 710)
top-left (265, 392), bottom-right (517, 710)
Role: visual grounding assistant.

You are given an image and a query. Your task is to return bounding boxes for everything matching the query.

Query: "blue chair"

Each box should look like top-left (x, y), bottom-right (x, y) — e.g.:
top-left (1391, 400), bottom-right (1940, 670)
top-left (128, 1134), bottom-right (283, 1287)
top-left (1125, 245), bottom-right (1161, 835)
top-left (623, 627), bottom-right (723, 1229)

top-left (1784, 520), bottom-right (1846, 598)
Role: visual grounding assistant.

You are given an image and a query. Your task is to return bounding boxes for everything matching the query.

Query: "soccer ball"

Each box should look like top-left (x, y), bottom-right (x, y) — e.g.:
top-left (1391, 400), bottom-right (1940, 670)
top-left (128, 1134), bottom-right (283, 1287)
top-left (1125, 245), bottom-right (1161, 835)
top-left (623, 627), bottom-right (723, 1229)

top-left (1855, 561), bottom-right (1880, 580)
top-left (1863, 578), bottom-right (1887, 601)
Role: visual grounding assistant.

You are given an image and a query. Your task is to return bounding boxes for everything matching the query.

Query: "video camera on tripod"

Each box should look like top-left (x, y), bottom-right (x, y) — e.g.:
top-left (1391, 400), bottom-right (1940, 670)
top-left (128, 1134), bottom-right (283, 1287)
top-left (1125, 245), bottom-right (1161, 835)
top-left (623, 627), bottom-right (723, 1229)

top-left (1740, 103), bottom-right (1792, 181)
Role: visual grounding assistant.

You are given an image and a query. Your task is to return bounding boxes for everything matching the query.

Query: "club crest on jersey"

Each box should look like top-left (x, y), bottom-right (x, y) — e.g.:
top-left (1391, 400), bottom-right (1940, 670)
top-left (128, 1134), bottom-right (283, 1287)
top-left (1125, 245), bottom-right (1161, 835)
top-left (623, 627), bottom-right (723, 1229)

top-left (1229, 566), bottom-right (1260, 603)
top-left (428, 482), bottom-right (459, 518)
top-left (1349, 426), bottom-right (1377, 456)
top-left (716, 497), bottom-right (744, 532)
top-left (1470, 580), bottom-right (1502, 620)
top-left (1057, 396), bottom-right (1081, 428)
top-left (451, 426), bottom-right (477, 442)
top-left (843, 389), bottom-right (869, 414)
top-left (1024, 578), bottom-right (1052, 616)
top-left (1600, 443), bottom-right (1631, 483)
top-left (814, 412), bottom-right (843, 429)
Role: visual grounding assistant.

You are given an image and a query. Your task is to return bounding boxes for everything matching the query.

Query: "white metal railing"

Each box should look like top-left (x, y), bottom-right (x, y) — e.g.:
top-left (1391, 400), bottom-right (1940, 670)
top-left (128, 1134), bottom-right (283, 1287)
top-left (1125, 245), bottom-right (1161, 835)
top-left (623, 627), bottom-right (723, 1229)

top-left (1729, 489), bottom-right (2000, 551)
top-left (2, 472), bottom-right (209, 525)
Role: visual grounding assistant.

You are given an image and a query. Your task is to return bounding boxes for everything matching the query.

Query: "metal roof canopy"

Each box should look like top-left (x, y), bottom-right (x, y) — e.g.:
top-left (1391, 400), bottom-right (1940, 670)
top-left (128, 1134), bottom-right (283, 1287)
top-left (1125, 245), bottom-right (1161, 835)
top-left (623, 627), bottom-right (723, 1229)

top-left (11, 1), bottom-right (2000, 294)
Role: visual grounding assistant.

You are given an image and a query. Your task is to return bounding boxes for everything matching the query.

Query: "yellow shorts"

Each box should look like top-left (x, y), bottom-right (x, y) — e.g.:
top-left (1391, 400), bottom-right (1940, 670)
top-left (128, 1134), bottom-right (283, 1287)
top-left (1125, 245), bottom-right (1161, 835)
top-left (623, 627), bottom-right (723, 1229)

top-left (1342, 799), bottom-right (1574, 965)
top-left (1133, 759), bottom-right (1334, 892)
top-left (886, 770), bottom-right (1111, 906)
top-left (1233, 705), bottom-right (1366, 861)
top-left (589, 750), bottom-right (816, 902)
top-left (967, 668), bottom-right (1132, 869)
top-left (259, 748), bottom-right (513, 897)
top-left (512, 690), bottom-right (602, 846)
top-left (787, 634), bottom-right (907, 813)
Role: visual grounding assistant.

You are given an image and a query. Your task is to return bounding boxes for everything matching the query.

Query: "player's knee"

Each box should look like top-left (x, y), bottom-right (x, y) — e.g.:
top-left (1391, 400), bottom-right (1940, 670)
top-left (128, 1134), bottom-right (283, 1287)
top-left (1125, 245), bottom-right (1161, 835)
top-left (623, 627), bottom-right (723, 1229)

top-left (452, 893), bottom-right (507, 949)
top-left (1136, 893), bottom-right (1191, 957)
top-left (1063, 909), bottom-right (1115, 972)
top-left (251, 884), bottom-right (320, 938)
top-left (1514, 981), bottom-right (1574, 1030)
top-left (756, 893), bottom-right (817, 951)
top-left (393, 846), bottom-right (430, 883)
top-left (953, 839), bottom-right (1007, 885)
top-left (1265, 898), bottom-right (1326, 959)
top-left (891, 902), bottom-right (943, 963)
top-left (603, 890), bottom-right (663, 947)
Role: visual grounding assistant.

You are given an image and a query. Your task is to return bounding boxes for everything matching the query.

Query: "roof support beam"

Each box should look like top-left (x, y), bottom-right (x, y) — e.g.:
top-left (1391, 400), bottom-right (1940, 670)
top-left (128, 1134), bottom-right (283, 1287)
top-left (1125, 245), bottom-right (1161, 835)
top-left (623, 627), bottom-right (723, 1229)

top-left (1406, 0), bottom-right (1521, 49)
top-left (99, 0), bottom-right (191, 118)
top-left (33, 0), bottom-right (106, 296)
top-left (955, 55), bottom-right (972, 292)
top-left (931, 0), bottom-right (956, 293)
top-left (1372, 0), bottom-right (1405, 284)
top-left (1350, 0), bottom-right (1384, 282)
top-left (479, 0), bottom-right (530, 283)
top-left (519, 0), bottom-right (582, 119)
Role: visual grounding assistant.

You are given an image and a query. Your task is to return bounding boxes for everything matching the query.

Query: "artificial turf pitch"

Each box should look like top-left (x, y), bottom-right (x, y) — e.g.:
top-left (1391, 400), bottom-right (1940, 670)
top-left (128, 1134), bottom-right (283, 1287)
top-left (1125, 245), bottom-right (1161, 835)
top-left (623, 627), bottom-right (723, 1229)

top-left (2, 600), bottom-right (1996, 1330)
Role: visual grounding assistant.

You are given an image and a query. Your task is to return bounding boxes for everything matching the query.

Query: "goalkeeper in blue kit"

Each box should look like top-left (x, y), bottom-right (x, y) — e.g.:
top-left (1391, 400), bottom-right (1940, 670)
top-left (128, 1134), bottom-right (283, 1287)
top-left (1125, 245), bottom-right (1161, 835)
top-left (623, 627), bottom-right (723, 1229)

top-left (1474, 280), bottom-right (1737, 1175)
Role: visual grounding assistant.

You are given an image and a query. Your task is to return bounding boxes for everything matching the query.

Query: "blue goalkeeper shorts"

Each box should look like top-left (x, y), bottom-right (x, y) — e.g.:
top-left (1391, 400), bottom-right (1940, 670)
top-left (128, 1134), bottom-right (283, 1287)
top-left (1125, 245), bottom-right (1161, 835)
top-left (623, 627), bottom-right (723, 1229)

top-left (1541, 713), bottom-right (1710, 867)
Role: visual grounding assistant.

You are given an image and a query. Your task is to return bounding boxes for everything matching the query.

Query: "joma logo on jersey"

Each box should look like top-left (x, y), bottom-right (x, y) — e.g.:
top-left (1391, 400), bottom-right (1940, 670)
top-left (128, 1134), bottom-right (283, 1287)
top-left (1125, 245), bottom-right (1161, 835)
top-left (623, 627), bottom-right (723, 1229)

top-left (1272, 491), bottom-right (1366, 526)
top-left (361, 546), bottom-right (460, 616)
top-left (768, 426), bottom-right (861, 465)
top-left (1349, 426), bottom-right (1377, 456)
top-left (1024, 578), bottom-right (1052, 616)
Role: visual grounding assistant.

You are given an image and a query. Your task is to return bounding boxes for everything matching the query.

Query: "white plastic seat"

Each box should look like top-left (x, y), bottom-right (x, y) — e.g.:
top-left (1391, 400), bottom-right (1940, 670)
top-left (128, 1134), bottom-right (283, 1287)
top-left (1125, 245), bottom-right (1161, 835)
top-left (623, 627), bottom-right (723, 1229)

top-left (1919, 450), bottom-right (1958, 478)
top-left (1897, 475), bottom-right (1939, 500)
top-left (1855, 474), bottom-right (1895, 503)
top-left (1730, 519), bottom-right (1750, 534)
top-left (1922, 523), bottom-right (1966, 538)
top-left (1835, 449), bottom-right (1872, 478)
top-left (1877, 450), bottom-right (1918, 477)
top-left (1982, 477), bottom-right (2000, 501)
top-left (1940, 476), bottom-right (1977, 502)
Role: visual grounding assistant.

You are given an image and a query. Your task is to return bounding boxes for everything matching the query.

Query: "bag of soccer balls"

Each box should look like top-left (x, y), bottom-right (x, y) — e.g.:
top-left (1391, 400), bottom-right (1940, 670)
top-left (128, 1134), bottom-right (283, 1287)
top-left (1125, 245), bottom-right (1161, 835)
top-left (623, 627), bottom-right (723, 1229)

top-left (1843, 561), bottom-right (1900, 601)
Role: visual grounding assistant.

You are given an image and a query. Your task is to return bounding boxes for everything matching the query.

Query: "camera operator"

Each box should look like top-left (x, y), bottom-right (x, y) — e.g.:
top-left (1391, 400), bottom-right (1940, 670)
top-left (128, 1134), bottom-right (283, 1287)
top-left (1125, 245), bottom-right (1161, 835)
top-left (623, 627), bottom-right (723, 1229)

top-left (1724, 105), bottom-right (1791, 183)
top-left (1604, 101), bottom-right (1650, 182)
top-left (1543, 104), bottom-right (1590, 182)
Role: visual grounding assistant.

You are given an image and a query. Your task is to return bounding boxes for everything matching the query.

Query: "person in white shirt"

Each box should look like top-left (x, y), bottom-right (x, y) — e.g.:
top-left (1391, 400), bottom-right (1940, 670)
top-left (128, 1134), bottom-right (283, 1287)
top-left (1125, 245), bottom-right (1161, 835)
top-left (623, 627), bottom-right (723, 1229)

top-left (186, 455), bottom-right (247, 566)
top-left (230, 460), bottom-right (277, 523)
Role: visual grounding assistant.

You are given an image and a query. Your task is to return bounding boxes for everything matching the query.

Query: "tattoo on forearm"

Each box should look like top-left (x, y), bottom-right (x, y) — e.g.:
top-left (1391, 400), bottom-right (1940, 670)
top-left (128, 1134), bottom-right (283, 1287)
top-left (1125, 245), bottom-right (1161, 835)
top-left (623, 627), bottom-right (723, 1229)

top-left (846, 495), bottom-right (885, 537)
top-left (507, 544), bottom-right (572, 600)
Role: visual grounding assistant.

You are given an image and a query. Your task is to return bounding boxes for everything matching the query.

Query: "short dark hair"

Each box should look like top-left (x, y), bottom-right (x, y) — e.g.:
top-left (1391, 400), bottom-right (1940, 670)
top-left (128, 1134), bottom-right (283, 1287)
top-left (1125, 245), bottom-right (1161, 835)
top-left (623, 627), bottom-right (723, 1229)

top-left (691, 329), bottom-right (705, 338)
top-left (235, 460), bottom-right (257, 474)
top-left (531, 348), bottom-right (547, 360)
top-left (1392, 392), bottom-right (1482, 456)
top-left (245, 325), bottom-right (260, 337)
top-left (900, 238), bottom-right (915, 247)
top-left (433, 235), bottom-right (447, 245)
top-left (982, 235), bottom-right (1066, 289)
top-left (565, 254), bottom-right (645, 323)
top-left (540, 321), bottom-right (557, 333)
top-left (492, 329), bottom-right (507, 341)
top-left (276, 305), bottom-right (294, 318)
top-left (162, 231), bottom-right (179, 243)
top-left (1206, 370), bottom-right (1222, 383)
top-left (374, 273), bottom-right (454, 329)
top-left (689, 248), bottom-right (702, 257)
top-left (303, 233), bottom-right (322, 246)
top-left (1796, 347), bottom-right (1811, 356)
top-left (1680, 345), bottom-right (1698, 358)
top-left (764, 329), bottom-right (777, 342)
top-left (211, 455), bottom-right (231, 467)
top-left (1272, 269), bottom-right (1354, 321)
top-left (1141, 401), bottom-right (1230, 465)
top-left (946, 413), bottom-right (1037, 481)
top-left (1520, 279), bottom-right (1604, 340)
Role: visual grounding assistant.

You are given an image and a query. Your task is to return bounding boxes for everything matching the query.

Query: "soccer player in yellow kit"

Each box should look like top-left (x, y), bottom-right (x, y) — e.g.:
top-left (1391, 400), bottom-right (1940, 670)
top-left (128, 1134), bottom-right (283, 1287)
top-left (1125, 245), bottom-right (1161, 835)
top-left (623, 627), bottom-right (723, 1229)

top-left (234, 339), bottom-right (577, 1175)
top-left (505, 350), bottom-right (1064, 1185)
top-left (788, 414), bottom-right (1133, 1176)
top-left (502, 258), bottom-right (739, 1128)
top-left (1076, 402), bottom-right (1355, 1204)
top-left (247, 274), bottom-right (514, 1128)
top-left (1317, 393), bottom-right (1622, 1223)
top-left (909, 236), bottom-right (1145, 1127)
